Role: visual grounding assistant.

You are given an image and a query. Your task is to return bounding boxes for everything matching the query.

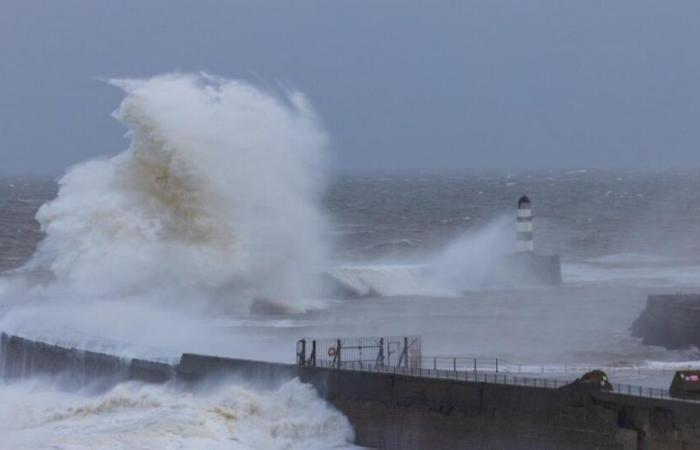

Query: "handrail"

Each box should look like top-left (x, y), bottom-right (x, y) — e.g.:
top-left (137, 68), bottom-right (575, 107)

top-left (421, 355), bottom-right (700, 376)
top-left (310, 359), bottom-right (700, 404)
top-left (296, 336), bottom-right (699, 403)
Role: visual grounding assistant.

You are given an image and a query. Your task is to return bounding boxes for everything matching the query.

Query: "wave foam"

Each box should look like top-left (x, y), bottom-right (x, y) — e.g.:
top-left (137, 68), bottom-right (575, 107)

top-left (28, 73), bottom-right (330, 311)
top-left (0, 378), bottom-right (356, 450)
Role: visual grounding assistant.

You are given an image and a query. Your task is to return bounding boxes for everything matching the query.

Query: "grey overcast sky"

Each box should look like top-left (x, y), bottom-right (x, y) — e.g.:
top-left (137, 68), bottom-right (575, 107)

top-left (0, 1), bottom-right (699, 175)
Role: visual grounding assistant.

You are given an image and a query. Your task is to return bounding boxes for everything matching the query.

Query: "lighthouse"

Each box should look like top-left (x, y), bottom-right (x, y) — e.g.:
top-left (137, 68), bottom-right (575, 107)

top-left (508, 194), bottom-right (562, 285)
top-left (517, 195), bottom-right (534, 252)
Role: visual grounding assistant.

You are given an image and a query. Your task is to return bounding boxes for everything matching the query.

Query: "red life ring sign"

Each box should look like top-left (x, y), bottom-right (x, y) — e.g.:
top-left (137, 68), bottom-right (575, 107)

top-left (328, 347), bottom-right (337, 357)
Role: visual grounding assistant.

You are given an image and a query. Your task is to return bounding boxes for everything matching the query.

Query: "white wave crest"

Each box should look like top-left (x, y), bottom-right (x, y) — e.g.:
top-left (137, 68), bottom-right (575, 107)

top-left (29, 73), bottom-right (330, 311)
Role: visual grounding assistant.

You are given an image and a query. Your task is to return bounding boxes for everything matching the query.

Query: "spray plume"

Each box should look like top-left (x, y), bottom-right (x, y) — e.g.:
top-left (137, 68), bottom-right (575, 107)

top-left (31, 73), bottom-right (330, 311)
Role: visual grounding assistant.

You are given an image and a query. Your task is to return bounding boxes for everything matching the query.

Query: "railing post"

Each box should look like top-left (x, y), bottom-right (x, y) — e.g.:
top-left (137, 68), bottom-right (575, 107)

top-left (434, 357), bottom-right (437, 370)
top-left (474, 358), bottom-right (477, 374)
top-left (310, 340), bottom-right (316, 366)
top-left (336, 339), bottom-right (341, 368)
top-left (453, 357), bottom-right (457, 373)
top-left (495, 358), bottom-right (498, 373)
top-left (296, 339), bottom-right (306, 366)
top-left (376, 338), bottom-right (384, 366)
top-left (404, 337), bottom-right (409, 368)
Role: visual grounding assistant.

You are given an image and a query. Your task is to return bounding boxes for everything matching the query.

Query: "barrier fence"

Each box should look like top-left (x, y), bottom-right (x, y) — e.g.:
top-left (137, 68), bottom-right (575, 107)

top-left (421, 356), bottom-right (700, 377)
top-left (297, 336), bottom-right (422, 369)
top-left (312, 359), bottom-right (700, 403)
top-left (297, 336), bottom-right (700, 404)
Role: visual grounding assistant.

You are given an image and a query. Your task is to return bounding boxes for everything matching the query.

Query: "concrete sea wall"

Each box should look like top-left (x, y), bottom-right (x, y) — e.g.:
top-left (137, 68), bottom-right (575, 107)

top-left (3, 333), bottom-right (700, 449)
top-left (0, 333), bottom-right (174, 388)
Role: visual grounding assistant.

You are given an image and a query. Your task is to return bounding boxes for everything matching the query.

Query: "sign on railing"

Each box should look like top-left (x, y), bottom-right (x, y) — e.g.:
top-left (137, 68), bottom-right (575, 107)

top-left (297, 336), bottom-right (422, 369)
top-left (296, 336), bottom-right (700, 404)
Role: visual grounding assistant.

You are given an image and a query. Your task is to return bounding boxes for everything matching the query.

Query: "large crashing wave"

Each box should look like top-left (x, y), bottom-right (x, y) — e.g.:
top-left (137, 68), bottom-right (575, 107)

top-left (30, 74), bottom-right (329, 311)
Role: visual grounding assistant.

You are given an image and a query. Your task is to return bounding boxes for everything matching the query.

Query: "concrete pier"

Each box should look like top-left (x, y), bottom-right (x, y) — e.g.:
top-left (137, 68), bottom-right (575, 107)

top-left (2, 332), bottom-right (700, 449)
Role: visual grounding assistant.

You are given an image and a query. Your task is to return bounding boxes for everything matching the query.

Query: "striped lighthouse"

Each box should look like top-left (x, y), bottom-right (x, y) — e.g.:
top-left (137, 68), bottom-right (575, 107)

top-left (517, 195), bottom-right (534, 252)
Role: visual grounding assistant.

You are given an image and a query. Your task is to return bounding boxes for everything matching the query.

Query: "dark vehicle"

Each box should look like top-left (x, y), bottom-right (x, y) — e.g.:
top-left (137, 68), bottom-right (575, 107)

top-left (670, 370), bottom-right (700, 399)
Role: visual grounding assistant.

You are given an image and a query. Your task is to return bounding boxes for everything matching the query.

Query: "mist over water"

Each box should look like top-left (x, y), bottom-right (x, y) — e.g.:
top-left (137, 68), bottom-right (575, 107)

top-left (329, 216), bottom-right (516, 297)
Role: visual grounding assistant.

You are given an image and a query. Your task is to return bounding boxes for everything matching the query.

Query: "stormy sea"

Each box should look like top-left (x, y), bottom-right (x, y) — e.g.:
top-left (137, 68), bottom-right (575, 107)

top-left (1, 74), bottom-right (700, 448)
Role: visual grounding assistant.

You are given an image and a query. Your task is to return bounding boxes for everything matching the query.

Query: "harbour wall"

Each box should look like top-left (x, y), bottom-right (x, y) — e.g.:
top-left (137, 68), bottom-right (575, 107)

top-left (632, 294), bottom-right (700, 349)
top-left (3, 333), bottom-right (700, 449)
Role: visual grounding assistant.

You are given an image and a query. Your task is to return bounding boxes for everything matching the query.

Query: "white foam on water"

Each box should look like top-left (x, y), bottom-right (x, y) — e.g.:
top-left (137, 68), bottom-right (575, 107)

top-left (563, 258), bottom-right (700, 287)
top-left (641, 359), bottom-right (700, 370)
top-left (583, 253), bottom-right (670, 265)
top-left (328, 264), bottom-right (446, 297)
top-left (0, 378), bottom-right (356, 450)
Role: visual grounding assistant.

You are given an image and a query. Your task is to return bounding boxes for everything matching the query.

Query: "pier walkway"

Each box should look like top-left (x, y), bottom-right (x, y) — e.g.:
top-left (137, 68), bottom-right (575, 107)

top-left (297, 335), bottom-right (699, 404)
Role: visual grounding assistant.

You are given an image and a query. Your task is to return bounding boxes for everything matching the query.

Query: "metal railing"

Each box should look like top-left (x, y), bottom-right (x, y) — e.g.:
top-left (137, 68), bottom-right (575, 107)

top-left (297, 336), bottom-right (422, 369)
top-left (421, 355), bottom-right (700, 377)
top-left (312, 359), bottom-right (700, 403)
top-left (315, 358), bottom-right (570, 389)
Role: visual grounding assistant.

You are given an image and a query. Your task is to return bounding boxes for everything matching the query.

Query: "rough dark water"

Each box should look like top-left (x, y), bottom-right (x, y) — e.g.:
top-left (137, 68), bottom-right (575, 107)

top-left (4, 169), bottom-right (700, 270)
top-left (0, 177), bottom-right (55, 272)
top-left (2, 170), bottom-right (700, 374)
top-left (326, 169), bottom-right (700, 262)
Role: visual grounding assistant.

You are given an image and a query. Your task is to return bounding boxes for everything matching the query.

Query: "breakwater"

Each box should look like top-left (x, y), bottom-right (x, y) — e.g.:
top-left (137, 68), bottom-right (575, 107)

top-left (2, 332), bottom-right (700, 449)
top-left (632, 294), bottom-right (700, 349)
